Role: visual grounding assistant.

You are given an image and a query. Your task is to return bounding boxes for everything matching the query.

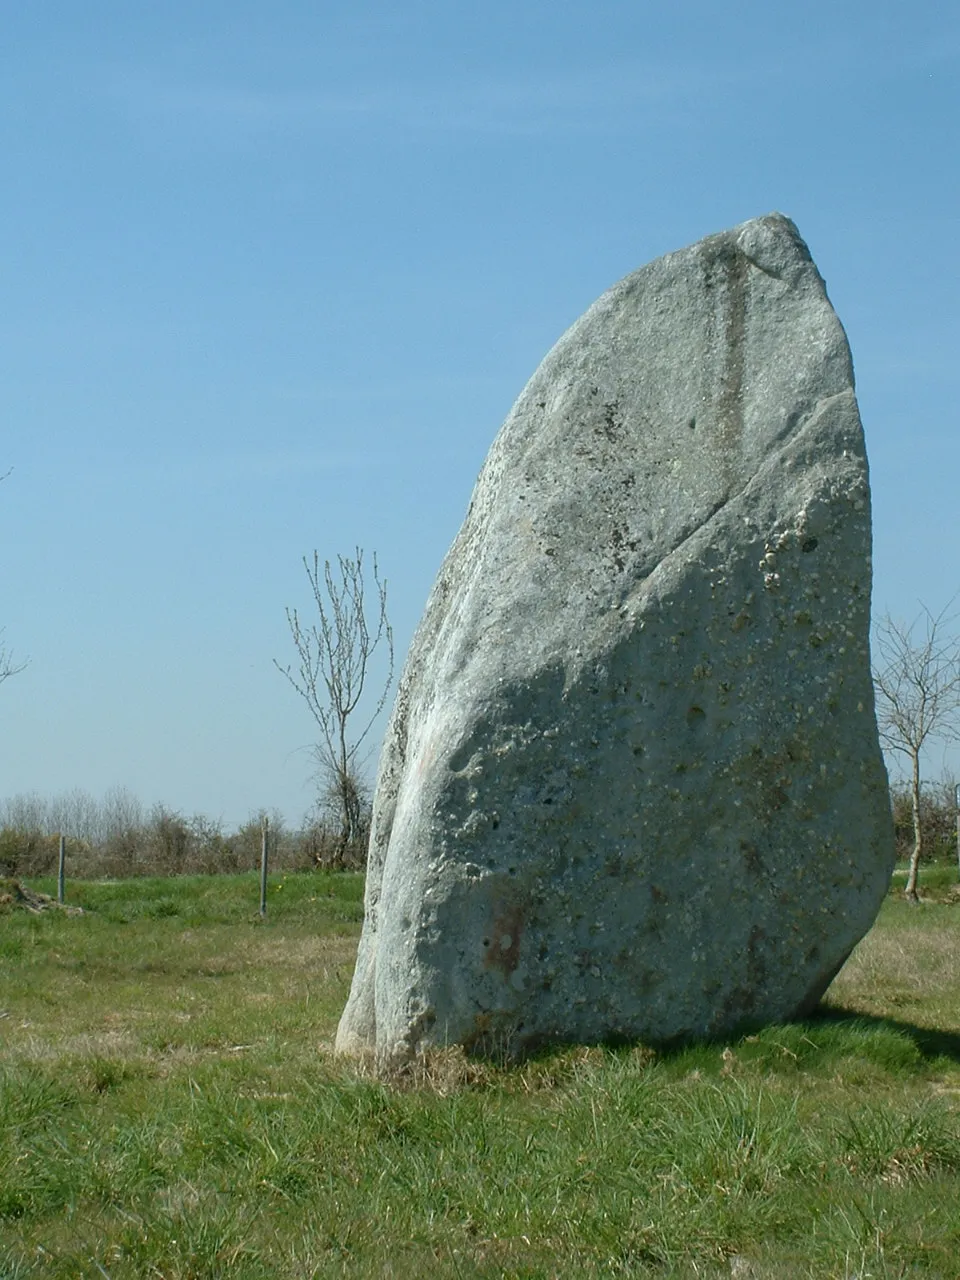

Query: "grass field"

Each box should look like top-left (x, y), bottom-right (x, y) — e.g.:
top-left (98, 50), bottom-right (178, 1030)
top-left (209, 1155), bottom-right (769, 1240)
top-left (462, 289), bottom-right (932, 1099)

top-left (1, 869), bottom-right (959, 1278)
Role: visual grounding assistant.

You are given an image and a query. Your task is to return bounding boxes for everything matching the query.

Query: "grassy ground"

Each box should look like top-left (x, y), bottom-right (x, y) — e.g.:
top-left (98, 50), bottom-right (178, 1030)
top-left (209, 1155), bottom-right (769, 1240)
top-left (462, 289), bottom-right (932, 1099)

top-left (1, 869), bottom-right (959, 1278)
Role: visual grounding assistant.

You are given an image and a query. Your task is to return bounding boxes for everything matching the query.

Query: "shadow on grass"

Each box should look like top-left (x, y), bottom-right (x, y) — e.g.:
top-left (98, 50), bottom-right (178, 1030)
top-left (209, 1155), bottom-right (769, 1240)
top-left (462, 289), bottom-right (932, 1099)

top-left (478, 1007), bottom-right (960, 1079)
top-left (808, 1003), bottom-right (960, 1066)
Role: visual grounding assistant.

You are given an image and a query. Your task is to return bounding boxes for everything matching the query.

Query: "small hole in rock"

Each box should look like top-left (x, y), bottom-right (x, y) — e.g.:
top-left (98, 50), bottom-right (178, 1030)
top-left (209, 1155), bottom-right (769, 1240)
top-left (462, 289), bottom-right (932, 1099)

top-left (685, 705), bottom-right (706, 730)
top-left (802, 537), bottom-right (819, 553)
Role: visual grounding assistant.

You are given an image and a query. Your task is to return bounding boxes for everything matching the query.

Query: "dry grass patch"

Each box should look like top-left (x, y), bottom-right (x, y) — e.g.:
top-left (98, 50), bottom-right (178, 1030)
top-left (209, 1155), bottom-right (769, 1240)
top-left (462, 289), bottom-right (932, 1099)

top-left (826, 899), bottom-right (960, 1039)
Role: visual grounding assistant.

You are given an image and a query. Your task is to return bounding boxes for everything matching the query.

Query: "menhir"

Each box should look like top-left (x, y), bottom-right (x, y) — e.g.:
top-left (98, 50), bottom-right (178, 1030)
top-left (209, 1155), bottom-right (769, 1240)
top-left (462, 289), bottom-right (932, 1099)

top-left (336, 213), bottom-right (895, 1066)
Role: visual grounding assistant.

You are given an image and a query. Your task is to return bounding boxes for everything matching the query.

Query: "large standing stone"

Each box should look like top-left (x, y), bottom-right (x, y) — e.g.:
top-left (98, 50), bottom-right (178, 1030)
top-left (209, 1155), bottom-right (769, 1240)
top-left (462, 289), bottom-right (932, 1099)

top-left (337, 213), bottom-right (894, 1064)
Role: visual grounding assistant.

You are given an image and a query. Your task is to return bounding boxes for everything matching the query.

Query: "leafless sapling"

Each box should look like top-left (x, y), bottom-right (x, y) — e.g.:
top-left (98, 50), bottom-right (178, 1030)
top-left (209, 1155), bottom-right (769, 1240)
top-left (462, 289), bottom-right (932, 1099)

top-left (276, 548), bottom-right (394, 865)
top-left (873, 603), bottom-right (960, 902)
top-left (0, 630), bottom-right (25, 688)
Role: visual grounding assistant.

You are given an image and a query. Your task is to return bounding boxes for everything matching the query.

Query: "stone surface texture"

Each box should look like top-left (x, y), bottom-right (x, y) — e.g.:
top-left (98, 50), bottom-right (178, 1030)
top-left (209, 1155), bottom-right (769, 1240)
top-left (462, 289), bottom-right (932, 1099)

top-left (336, 213), bottom-right (894, 1064)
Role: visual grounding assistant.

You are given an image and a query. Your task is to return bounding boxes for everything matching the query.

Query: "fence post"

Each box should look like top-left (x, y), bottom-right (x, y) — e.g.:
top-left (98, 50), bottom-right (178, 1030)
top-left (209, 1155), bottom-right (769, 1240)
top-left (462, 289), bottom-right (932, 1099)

top-left (955, 784), bottom-right (960, 882)
top-left (259, 817), bottom-right (269, 918)
top-left (58, 834), bottom-right (66, 905)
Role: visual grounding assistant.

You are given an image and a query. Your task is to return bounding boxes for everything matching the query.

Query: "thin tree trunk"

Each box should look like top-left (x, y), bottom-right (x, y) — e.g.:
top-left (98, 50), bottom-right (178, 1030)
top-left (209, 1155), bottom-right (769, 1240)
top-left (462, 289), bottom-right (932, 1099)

top-left (335, 721), bottom-right (350, 867)
top-left (904, 750), bottom-right (923, 903)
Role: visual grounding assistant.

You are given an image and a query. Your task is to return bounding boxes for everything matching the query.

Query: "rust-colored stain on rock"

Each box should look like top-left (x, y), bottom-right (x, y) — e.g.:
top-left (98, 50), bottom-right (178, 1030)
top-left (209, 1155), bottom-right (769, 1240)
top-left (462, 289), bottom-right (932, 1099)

top-left (483, 903), bottom-right (525, 977)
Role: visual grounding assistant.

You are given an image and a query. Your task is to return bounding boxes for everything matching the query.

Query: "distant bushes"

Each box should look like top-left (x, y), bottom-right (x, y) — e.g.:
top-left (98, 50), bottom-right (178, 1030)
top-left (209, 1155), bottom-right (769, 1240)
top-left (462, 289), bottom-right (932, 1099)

top-left (8, 778), bottom-right (954, 881)
top-left (890, 780), bottom-right (959, 867)
top-left (0, 787), bottom-right (369, 879)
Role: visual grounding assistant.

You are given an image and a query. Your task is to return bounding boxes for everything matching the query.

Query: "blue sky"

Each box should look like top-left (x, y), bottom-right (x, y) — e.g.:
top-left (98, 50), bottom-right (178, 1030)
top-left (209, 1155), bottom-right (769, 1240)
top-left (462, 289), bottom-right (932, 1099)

top-left (1, 1), bottom-right (958, 826)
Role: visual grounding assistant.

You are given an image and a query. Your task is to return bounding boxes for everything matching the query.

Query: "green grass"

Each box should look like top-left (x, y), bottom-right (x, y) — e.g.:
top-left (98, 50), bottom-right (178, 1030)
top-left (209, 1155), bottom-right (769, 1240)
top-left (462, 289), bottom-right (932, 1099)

top-left (1, 872), bottom-right (959, 1277)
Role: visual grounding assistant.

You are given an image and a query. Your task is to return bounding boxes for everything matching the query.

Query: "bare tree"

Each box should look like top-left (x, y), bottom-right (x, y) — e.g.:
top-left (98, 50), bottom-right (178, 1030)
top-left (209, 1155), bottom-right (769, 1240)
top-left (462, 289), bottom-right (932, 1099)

top-left (873, 604), bottom-right (960, 902)
top-left (276, 548), bottom-right (394, 865)
top-left (0, 630), bottom-right (25, 688)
